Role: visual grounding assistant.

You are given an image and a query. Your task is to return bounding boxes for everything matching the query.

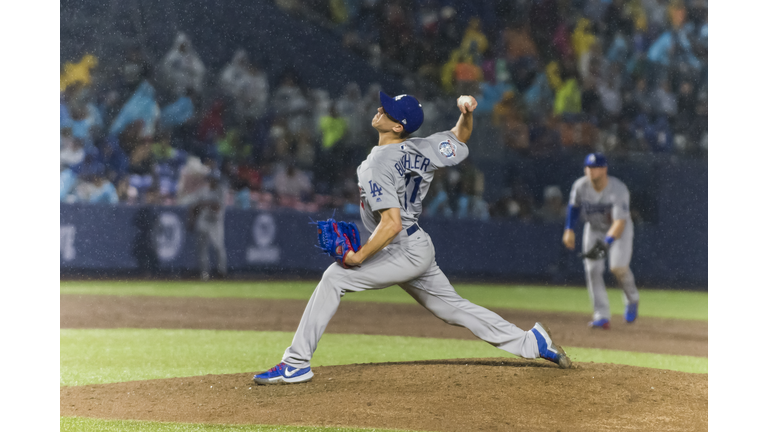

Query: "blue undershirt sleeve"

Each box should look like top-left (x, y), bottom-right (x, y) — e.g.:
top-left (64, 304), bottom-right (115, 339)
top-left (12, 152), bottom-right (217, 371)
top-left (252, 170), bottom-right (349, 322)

top-left (565, 205), bottom-right (580, 230)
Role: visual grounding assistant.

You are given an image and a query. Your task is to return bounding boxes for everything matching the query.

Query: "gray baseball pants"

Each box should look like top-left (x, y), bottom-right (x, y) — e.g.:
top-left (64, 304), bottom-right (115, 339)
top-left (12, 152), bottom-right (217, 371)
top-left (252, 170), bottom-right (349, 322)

top-left (582, 223), bottom-right (639, 321)
top-left (196, 222), bottom-right (227, 275)
top-left (282, 226), bottom-right (539, 369)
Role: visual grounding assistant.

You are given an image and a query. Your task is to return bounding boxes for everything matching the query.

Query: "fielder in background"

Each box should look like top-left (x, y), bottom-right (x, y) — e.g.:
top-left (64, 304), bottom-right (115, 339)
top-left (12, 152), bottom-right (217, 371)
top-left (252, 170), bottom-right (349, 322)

top-left (186, 170), bottom-right (228, 281)
top-left (254, 92), bottom-right (571, 385)
top-left (562, 153), bottom-right (639, 329)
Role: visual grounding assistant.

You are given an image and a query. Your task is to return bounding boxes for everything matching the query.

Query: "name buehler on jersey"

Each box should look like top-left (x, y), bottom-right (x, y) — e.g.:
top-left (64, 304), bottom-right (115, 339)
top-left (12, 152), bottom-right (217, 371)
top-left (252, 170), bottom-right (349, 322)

top-left (357, 131), bottom-right (466, 236)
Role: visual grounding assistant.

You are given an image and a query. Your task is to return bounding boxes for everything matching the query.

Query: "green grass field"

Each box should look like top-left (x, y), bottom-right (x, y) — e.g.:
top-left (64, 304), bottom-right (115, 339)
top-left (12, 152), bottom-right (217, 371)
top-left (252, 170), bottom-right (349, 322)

top-left (60, 281), bottom-right (708, 321)
top-left (61, 281), bottom-right (707, 432)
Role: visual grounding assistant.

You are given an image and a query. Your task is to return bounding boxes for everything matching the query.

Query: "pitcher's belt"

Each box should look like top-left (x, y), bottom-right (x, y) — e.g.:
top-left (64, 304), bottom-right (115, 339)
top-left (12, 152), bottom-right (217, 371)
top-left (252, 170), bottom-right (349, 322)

top-left (406, 223), bottom-right (421, 236)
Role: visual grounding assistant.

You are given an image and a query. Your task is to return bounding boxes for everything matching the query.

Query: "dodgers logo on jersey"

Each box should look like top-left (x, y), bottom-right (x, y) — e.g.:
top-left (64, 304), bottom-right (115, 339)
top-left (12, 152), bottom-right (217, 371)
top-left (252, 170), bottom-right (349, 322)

top-left (439, 140), bottom-right (456, 158)
top-left (368, 180), bottom-right (383, 197)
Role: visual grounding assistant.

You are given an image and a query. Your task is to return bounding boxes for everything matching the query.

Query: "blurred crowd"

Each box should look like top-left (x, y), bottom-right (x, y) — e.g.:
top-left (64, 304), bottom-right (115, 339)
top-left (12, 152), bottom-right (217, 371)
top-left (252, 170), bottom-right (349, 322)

top-left (60, 0), bottom-right (706, 222)
top-left (60, 34), bottom-right (382, 214)
top-left (285, 0), bottom-right (708, 154)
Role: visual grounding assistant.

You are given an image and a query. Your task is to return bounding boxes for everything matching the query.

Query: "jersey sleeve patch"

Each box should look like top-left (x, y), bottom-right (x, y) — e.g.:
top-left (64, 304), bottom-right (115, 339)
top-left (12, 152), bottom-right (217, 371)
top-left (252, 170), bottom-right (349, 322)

top-left (439, 140), bottom-right (456, 158)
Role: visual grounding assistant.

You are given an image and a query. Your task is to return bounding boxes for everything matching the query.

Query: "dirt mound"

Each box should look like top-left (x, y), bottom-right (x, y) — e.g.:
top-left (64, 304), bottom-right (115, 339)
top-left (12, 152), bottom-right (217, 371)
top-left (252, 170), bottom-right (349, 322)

top-left (61, 295), bottom-right (708, 357)
top-left (61, 359), bottom-right (707, 432)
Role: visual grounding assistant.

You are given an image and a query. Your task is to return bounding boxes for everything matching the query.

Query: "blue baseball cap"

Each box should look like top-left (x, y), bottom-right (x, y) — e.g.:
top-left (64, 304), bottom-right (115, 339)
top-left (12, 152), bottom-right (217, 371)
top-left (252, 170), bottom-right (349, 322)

top-left (379, 91), bottom-right (424, 134)
top-left (584, 152), bottom-right (608, 167)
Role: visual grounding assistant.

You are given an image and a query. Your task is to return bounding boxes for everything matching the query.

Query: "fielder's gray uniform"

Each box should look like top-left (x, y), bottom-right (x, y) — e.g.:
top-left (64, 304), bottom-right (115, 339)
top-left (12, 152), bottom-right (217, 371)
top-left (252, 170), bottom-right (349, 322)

top-left (282, 131), bottom-right (540, 368)
top-left (568, 176), bottom-right (639, 321)
top-left (191, 185), bottom-right (227, 276)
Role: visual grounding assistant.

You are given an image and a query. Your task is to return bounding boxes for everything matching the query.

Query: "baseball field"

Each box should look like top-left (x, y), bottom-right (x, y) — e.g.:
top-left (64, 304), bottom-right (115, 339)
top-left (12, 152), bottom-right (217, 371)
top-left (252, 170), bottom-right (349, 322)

top-left (60, 280), bottom-right (708, 431)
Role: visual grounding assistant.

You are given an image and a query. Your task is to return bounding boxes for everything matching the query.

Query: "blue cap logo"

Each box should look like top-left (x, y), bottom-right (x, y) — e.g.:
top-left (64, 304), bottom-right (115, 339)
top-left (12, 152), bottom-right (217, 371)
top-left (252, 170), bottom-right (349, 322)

top-left (380, 91), bottom-right (424, 134)
top-left (584, 152), bottom-right (608, 167)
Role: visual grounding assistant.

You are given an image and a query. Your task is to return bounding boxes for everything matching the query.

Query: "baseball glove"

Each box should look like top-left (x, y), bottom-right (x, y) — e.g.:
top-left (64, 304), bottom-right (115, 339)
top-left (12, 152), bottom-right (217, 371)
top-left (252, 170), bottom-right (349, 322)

top-left (315, 218), bottom-right (361, 268)
top-left (579, 240), bottom-right (609, 260)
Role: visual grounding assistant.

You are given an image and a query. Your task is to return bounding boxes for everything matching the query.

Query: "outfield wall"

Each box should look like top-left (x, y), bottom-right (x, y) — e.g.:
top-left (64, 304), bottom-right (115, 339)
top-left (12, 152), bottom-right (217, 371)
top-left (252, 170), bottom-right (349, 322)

top-left (60, 203), bottom-right (707, 289)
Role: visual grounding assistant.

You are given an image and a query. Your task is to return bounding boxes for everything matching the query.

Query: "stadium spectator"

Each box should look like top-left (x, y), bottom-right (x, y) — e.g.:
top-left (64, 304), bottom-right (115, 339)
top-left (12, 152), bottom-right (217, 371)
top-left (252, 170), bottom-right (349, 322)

top-left (293, 130), bottom-right (316, 170)
top-left (316, 105), bottom-right (348, 192)
top-left (460, 17), bottom-right (489, 60)
top-left (624, 77), bottom-right (654, 119)
top-left (652, 79), bottom-right (678, 118)
top-left (119, 46), bottom-right (151, 94)
top-left (109, 81), bottom-right (161, 139)
top-left (273, 161), bottom-right (313, 209)
top-left (197, 100), bottom-right (226, 143)
top-left (60, 54), bottom-right (98, 92)
top-left (528, 115), bottom-right (562, 158)
top-left (158, 92), bottom-right (195, 132)
top-left (436, 6), bottom-right (461, 61)
top-left (502, 23), bottom-right (538, 63)
top-left (455, 160), bottom-right (489, 221)
top-left (319, 105), bottom-right (347, 152)
top-left (501, 175), bottom-right (537, 222)
top-left (60, 168), bottom-right (78, 202)
top-left (425, 169), bottom-right (456, 218)
top-left (219, 50), bottom-right (270, 124)
top-left (273, 74), bottom-right (311, 136)
top-left (596, 64), bottom-right (623, 121)
top-left (675, 80), bottom-right (696, 133)
top-left (73, 163), bottom-right (119, 204)
top-left (335, 83), bottom-right (367, 154)
top-left (68, 101), bottom-right (104, 145)
top-left (489, 188), bottom-right (518, 219)
top-left (60, 129), bottom-right (85, 168)
top-left (534, 185), bottom-right (566, 224)
top-left (159, 33), bottom-right (206, 98)
top-left (493, 91), bottom-right (529, 153)
top-left (553, 68), bottom-right (582, 117)
top-left (522, 71), bottom-right (554, 119)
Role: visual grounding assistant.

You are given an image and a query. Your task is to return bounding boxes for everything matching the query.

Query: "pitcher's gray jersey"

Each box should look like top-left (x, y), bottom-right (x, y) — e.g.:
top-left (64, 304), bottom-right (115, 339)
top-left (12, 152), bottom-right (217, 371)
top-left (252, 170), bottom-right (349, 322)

top-left (568, 176), bottom-right (632, 233)
top-left (357, 131), bottom-right (468, 235)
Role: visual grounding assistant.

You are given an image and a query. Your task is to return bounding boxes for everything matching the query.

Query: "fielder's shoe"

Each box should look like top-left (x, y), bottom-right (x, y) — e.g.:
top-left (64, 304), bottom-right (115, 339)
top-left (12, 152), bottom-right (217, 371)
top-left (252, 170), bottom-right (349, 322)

top-left (588, 318), bottom-right (611, 329)
top-left (625, 302), bottom-right (639, 323)
top-left (253, 362), bottom-right (314, 385)
top-left (531, 322), bottom-right (572, 369)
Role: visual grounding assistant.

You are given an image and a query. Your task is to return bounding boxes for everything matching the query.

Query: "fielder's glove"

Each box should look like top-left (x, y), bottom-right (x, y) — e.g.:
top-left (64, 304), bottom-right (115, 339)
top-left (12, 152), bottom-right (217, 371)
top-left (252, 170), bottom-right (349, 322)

top-left (315, 218), bottom-right (361, 268)
top-left (579, 240), bottom-right (609, 260)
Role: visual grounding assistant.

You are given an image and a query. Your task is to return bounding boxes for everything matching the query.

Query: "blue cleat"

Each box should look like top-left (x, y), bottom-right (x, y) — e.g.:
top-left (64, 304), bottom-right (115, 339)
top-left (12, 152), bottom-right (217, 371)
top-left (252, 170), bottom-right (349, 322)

top-left (531, 322), bottom-right (572, 369)
top-left (625, 302), bottom-right (639, 323)
top-left (588, 318), bottom-right (611, 329)
top-left (253, 362), bottom-right (314, 385)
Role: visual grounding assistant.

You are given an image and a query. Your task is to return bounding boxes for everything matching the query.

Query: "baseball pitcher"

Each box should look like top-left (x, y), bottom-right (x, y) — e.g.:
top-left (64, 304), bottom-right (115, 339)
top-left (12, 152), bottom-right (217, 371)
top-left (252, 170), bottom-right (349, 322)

top-left (254, 92), bottom-right (571, 385)
top-left (562, 153), bottom-right (639, 329)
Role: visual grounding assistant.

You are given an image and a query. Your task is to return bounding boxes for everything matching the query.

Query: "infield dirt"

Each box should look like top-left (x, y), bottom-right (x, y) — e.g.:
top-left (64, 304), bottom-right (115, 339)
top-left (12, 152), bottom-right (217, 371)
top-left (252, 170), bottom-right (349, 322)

top-left (61, 294), bottom-right (708, 431)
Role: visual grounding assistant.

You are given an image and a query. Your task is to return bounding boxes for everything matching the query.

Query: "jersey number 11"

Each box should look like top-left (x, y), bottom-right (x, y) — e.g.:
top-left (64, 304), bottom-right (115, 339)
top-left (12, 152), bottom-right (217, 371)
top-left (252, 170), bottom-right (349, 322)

top-left (404, 174), bottom-right (422, 210)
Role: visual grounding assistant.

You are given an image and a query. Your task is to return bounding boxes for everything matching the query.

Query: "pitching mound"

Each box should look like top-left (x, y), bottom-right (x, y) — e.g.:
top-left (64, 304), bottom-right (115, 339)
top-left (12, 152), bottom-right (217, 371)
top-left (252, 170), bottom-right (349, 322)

top-left (61, 358), bottom-right (707, 432)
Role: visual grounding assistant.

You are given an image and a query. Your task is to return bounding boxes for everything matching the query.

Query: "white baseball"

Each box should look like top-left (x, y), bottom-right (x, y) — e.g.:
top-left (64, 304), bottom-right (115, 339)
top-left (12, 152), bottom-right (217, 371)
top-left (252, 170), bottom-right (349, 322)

top-left (458, 96), bottom-right (473, 106)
